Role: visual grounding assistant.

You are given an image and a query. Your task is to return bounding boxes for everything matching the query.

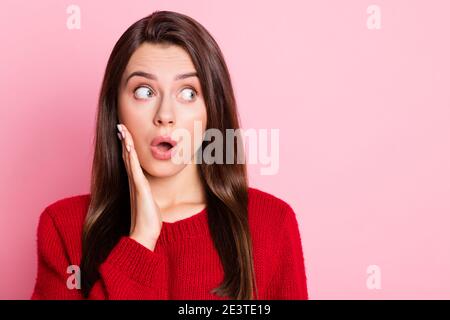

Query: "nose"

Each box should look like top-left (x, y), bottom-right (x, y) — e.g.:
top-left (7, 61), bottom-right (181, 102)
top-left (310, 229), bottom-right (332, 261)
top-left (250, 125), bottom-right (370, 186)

top-left (153, 95), bottom-right (175, 127)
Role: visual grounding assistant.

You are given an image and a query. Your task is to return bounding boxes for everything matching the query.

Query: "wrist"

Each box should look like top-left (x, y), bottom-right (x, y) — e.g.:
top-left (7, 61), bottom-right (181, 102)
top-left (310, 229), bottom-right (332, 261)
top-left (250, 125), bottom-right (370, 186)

top-left (129, 232), bottom-right (158, 251)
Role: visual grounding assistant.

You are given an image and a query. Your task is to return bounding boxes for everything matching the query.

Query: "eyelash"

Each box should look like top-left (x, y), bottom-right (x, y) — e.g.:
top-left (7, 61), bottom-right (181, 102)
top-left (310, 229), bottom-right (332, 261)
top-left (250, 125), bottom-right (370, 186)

top-left (133, 85), bottom-right (198, 101)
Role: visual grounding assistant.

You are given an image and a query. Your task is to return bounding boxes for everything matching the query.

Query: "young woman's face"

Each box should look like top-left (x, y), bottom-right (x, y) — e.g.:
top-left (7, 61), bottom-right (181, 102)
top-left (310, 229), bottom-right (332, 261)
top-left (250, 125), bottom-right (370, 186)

top-left (118, 43), bottom-right (207, 177)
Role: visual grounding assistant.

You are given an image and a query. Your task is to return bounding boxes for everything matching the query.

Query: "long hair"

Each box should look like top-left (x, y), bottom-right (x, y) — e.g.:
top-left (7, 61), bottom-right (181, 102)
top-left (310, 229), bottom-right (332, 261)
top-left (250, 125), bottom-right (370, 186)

top-left (80, 10), bottom-right (258, 300)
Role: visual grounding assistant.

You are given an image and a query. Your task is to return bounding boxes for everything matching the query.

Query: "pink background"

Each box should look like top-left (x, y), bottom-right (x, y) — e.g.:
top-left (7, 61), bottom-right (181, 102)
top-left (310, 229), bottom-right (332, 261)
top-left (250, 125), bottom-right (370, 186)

top-left (1, 0), bottom-right (449, 299)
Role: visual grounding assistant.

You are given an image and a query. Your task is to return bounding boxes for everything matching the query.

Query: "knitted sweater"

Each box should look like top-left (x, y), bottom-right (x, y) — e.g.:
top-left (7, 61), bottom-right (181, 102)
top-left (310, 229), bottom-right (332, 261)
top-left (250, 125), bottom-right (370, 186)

top-left (31, 187), bottom-right (308, 300)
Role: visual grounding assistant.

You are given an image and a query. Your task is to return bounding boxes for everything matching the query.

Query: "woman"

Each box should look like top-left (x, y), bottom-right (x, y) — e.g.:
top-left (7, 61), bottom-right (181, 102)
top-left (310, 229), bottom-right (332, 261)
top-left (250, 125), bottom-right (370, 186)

top-left (31, 10), bottom-right (308, 300)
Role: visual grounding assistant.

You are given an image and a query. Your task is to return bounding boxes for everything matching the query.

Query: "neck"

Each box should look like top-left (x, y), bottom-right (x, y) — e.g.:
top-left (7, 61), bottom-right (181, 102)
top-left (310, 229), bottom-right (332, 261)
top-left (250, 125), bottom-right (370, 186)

top-left (144, 163), bottom-right (206, 211)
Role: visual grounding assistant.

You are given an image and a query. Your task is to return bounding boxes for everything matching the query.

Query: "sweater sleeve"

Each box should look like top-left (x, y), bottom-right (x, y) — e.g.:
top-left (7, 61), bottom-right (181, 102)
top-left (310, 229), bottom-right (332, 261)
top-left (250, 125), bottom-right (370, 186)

top-left (265, 204), bottom-right (309, 300)
top-left (31, 208), bottom-right (168, 300)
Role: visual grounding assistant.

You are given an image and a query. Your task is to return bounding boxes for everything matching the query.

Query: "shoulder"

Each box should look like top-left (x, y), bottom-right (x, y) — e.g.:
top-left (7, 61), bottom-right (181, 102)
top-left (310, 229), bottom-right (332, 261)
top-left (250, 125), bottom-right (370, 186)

top-left (33, 194), bottom-right (90, 269)
top-left (37, 194), bottom-right (91, 248)
top-left (41, 194), bottom-right (91, 224)
top-left (246, 187), bottom-right (304, 277)
top-left (247, 186), bottom-right (299, 229)
top-left (248, 187), bottom-right (295, 215)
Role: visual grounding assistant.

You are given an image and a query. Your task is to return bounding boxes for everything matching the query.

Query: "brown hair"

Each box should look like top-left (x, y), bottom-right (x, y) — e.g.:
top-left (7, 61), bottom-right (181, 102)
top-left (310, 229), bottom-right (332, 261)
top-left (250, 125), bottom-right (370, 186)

top-left (80, 10), bottom-right (258, 299)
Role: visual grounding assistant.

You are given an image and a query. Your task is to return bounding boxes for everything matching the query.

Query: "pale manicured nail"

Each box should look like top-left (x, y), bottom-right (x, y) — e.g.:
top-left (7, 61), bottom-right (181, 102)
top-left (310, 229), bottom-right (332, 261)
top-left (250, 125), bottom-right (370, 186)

top-left (126, 144), bottom-right (131, 153)
top-left (117, 124), bottom-right (123, 132)
top-left (117, 132), bottom-right (122, 140)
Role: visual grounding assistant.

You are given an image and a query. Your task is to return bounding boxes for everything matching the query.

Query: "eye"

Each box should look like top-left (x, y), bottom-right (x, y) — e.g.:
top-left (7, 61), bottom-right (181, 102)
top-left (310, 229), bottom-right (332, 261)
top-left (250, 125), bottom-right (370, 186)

top-left (134, 86), bottom-right (154, 100)
top-left (179, 87), bottom-right (197, 102)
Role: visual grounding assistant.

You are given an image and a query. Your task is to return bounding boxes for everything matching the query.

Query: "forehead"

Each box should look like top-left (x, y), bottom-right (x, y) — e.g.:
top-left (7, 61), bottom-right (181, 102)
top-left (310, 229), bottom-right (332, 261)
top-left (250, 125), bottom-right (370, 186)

top-left (124, 43), bottom-right (195, 76)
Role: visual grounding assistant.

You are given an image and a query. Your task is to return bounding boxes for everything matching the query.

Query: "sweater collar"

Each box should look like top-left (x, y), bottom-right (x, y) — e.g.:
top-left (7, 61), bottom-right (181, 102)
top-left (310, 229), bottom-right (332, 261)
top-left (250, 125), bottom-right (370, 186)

top-left (157, 206), bottom-right (209, 244)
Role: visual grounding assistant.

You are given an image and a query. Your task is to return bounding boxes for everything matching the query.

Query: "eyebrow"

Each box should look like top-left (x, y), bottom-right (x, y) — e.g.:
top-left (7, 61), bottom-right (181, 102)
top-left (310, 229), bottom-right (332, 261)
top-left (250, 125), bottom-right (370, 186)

top-left (125, 71), bottom-right (198, 84)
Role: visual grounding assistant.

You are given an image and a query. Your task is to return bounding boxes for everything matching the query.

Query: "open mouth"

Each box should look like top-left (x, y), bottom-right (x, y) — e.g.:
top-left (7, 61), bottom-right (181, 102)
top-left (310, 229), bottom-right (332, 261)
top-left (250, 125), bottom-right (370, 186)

top-left (156, 141), bottom-right (174, 151)
top-left (150, 135), bottom-right (178, 160)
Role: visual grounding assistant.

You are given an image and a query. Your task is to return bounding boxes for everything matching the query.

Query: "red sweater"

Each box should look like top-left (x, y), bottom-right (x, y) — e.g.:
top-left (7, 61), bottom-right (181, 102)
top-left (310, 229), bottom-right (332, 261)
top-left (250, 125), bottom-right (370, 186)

top-left (31, 187), bottom-right (308, 300)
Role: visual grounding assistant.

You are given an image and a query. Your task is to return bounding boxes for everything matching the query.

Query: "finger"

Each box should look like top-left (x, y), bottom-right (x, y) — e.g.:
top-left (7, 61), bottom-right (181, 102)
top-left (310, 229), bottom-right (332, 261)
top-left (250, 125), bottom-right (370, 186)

top-left (117, 124), bottom-right (136, 230)
top-left (118, 124), bottom-right (133, 181)
top-left (118, 124), bottom-right (141, 199)
top-left (117, 125), bottom-right (132, 182)
top-left (128, 144), bottom-right (148, 189)
top-left (118, 124), bottom-right (134, 149)
top-left (119, 124), bottom-right (147, 191)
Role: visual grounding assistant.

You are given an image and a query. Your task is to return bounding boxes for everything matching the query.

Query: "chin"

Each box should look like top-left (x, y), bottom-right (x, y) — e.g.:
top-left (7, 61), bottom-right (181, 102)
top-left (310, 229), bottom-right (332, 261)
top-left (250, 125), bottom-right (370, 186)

top-left (143, 162), bottom-right (185, 178)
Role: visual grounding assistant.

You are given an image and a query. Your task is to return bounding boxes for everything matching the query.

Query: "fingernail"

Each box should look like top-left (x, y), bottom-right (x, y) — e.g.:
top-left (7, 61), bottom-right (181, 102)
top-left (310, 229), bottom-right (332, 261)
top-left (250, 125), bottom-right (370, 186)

top-left (126, 144), bottom-right (131, 153)
top-left (117, 124), bottom-right (123, 133)
top-left (117, 132), bottom-right (122, 140)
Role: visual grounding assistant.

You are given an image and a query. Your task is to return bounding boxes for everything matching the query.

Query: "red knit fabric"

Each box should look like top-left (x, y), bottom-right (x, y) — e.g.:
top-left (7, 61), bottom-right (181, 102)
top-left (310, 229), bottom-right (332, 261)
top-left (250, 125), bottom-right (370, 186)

top-left (31, 187), bottom-right (308, 300)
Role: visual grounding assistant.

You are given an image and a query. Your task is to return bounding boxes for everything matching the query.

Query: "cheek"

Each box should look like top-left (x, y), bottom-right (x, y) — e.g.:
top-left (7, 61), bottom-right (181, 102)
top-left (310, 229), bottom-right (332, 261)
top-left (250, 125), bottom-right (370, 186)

top-left (117, 92), bottom-right (135, 123)
top-left (118, 93), bottom-right (146, 122)
top-left (179, 103), bottom-right (207, 130)
top-left (117, 94), bottom-right (149, 145)
top-left (176, 104), bottom-right (207, 152)
top-left (200, 105), bottom-right (207, 130)
top-left (194, 103), bottom-right (207, 132)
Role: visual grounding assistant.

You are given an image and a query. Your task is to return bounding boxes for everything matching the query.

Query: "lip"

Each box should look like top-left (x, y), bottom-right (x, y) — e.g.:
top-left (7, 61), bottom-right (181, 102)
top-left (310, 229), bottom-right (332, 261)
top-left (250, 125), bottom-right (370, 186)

top-left (150, 135), bottom-right (178, 161)
top-left (151, 135), bottom-right (178, 147)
